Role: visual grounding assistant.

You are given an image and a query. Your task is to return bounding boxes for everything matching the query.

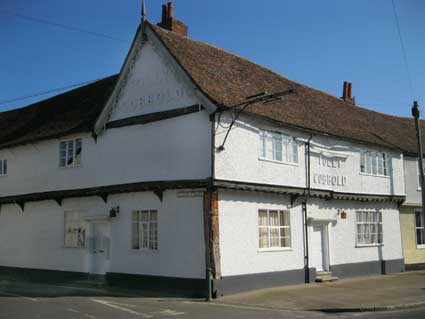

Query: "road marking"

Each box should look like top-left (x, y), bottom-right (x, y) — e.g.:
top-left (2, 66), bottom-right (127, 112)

top-left (0, 292), bottom-right (37, 302)
top-left (91, 299), bottom-right (153, 318)
top-left (84, 314), bottom-right (96, 319)
top-left (157, 309), bottom-right (185, 316)
top-left (66, 308), bottom-right (80, 313)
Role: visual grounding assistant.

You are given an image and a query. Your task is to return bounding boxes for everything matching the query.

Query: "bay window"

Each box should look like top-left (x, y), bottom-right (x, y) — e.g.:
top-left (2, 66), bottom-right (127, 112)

top-left (259, 130), bottom-right (298, 164)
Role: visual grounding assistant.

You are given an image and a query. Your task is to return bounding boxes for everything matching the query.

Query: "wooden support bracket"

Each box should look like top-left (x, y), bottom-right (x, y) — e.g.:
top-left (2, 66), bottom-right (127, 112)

top-left (153, 189), bottom-right (164, 202)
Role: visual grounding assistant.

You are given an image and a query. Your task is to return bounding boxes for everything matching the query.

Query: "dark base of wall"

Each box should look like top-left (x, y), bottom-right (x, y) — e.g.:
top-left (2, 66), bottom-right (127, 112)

top-left (330, 259), bottom-right (405, 278)
top-left (405, 263), bottom-right (425, 271)
top-left (106, 272), bottom-right (207, 298)
top-left (213, 268), bottom-right (316, 297)
top-left (0, 266), bottom-right (89, 283)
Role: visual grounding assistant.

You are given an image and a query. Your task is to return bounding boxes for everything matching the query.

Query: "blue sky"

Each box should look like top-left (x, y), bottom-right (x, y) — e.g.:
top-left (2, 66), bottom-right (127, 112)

top-left (0, 0), bottom-right (424, 117)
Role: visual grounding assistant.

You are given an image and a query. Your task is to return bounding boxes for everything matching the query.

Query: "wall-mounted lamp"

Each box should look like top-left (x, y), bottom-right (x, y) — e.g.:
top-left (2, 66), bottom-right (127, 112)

top-left (109, 206), bottom-right (120, 218)
top-left (338, 210), bottom-right (347, 219)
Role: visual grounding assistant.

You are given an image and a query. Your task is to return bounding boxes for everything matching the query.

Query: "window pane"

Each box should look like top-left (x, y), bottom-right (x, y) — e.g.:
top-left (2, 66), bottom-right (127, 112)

top-left (150, 210), bottom-right (158, 222)
top-left (141, 211), bottom-right (149, 222)
top-left (273, 138), bottom-right (283, 161)
top-left (280, 211), bottom-right (290, 226)
top-left (59, 142), bottom-right (67, 167)
top-left (417, 229), bottom-right (425, 245)
top-left (269, 211), bottom-right (279, 226)
top-left (3, 159), bottom-right (7, 175)
top-left (141, 223), bottom-right (148, 248)
top-left (416, 211), bottom-right (423, 227)
top-left (67, 141), bottom-right (74, 165)
top-left (131, 222), bottom-right (139, 249)
top-left (259, 227), bottom-right (269, 248)
top-left (149, 222), bottom-right (158, 250)
top-left (258, 210), bottom-right (268, 226)
top-left (132, 211), bottom-right (139, 222)
top-left (75, 139), bottom-right (82, 165)
top-left (0, 160), bottom-right (2, 175)
top-left (377, 154), bottom-right (384, 175)
top-left (371, 153), bottom-right (377, 175)
top-left (291, 141), bottom-right (298, 163)
top-left (360, 152), bottom-right (366, 173)
top-left (270, 228), bottom-right (280, 247)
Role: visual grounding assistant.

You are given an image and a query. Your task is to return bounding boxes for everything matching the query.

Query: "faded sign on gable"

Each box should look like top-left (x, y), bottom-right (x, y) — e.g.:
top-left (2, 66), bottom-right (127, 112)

top-left (109, 42), bottom-right (198, 122)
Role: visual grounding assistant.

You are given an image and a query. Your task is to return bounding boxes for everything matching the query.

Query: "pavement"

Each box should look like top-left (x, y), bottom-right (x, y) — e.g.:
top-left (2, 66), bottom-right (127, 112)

top-left (221, 270), bottom-right (425, 312)
top-left (0, 271), bottom-right (424, 318)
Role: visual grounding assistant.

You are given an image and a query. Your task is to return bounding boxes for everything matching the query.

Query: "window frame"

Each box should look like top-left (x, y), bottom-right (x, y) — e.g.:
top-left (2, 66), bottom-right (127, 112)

top-left (258, 209), bottom-right (292, 251)
top-left (414, 209), bottom-right (425, 249)
top-left (360, 151), bottom-right (390, 177)
top-left (355, 210), bottom-right (383, 247)
top-left (417, 161), bottom-right (425, 190)
top-left (64, 211), bottom-right (86, 248)
top-left (259, 129), bottom-right (298, 166)
top-left (59, 138), bottom-right (82, 168)
top-left (131, 210), bottom-right (158, 251)
top-left (0, 159), bottom-right (7, 176)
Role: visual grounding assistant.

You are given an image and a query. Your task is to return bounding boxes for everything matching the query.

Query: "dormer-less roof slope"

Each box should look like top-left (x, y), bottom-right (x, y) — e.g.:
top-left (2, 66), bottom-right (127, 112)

top-left (148, 22), bottom-right (422, 154)
top-left (0, 75), bottom-right (118, 149)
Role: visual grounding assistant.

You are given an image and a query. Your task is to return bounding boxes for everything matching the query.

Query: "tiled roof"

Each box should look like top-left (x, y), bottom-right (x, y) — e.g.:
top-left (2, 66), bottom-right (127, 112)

top-left (0, 21), bottom-right (421, 155)
top-left (148, 22), bottom-right (422, 154)
top-left (0, 75), bottom-right (118, 150)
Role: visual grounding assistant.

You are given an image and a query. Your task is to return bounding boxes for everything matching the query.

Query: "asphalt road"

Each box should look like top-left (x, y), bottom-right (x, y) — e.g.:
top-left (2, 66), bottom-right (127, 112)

top-left (1, 293), bottom-right (425, 319)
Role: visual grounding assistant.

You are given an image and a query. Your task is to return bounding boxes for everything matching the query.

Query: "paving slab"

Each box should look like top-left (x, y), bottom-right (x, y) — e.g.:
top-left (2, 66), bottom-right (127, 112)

top-left (220, 271), bottom-right (425, 312)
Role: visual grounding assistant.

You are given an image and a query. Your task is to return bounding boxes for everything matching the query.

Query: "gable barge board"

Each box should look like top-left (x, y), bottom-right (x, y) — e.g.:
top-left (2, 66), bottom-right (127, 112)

top-left (213, 179), bottom-right (405, 204)
top-left (105, 104), bottom-right (203, 130)
top-left (0, 179), bottom-right (211, 207)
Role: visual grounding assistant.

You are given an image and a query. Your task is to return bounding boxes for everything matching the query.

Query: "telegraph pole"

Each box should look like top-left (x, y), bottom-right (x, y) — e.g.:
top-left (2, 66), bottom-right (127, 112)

top-left (412, 101), bottom-right (425, 210)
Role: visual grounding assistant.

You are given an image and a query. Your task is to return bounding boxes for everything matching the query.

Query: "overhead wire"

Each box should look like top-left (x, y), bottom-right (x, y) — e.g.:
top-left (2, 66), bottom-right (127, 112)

top-left (391, 0), bottom-right (415, 99)
top-left (0, 76), bottom-right (111, 107)
top-left (0, 10), bottom-right (127, 43)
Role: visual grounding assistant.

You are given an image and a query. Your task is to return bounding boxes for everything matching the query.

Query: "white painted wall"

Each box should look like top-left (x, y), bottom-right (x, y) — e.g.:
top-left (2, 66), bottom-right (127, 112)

top-left (403, 156), bottom-right (421, 205)
top-left (218, 190), bottom-right (403, 277)
top-left (0, 111), bottom-right (211, 197)
top-left (218, 190), bottom-right (305, 277)
top-left (308, 198), bottom-right (403, 266)
top-left (214, 113), bottom-right (405, 196)
top-left (0, 190), bottom-right (206, 279)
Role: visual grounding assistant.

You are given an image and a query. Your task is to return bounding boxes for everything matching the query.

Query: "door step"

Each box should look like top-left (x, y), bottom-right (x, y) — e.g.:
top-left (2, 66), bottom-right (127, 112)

top-left (315, 271), bottom-right (339, 282)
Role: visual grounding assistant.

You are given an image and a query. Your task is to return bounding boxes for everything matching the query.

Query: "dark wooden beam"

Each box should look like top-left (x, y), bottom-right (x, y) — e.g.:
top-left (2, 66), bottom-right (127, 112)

top-left (106, 104), bottom-right (203, 130)
top-left (0, 179), bottom-right (210, 207)
top-left (54, 198), bottom-right (63, 207)
top-left (16, 201), bottom-right (25, 212)
top-left (153, 189), bottom-right (164, 202)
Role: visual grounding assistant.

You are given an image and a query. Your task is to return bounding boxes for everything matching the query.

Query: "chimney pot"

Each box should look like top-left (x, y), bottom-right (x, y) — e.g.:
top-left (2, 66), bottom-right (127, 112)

top-left (162, 4), bottom-right (168, 22)
top-left (167, 2), bottom-right (174, 19)
top-left (342, 81), bottom-right (348, 99)
top-left (347, 83), bottom-right (352, 99)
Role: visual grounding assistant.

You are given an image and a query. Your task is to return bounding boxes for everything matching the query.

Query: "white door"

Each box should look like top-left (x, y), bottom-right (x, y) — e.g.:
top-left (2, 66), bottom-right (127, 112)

top-left (90, 223), bottom-right (111, 275)
top-left (310, 224), bottom-right (329, 272)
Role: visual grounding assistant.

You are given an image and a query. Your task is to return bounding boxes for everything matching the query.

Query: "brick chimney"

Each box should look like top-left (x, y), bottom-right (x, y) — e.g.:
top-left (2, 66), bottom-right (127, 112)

top-left (157, 2), bottom-right (188, 37)
top-left (341, 81), bottom-right (356, 105)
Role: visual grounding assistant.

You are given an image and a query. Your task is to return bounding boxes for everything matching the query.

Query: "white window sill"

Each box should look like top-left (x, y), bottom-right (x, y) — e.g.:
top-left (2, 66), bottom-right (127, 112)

top-left (130, 248), bottom-right (159, 253)
top-left (355, 243), bottom-right (384, 248)
top-left (258, 247), bottom-right (292, 253)
top-left (416, 244), bottom-right (425, 249)
top-left (258, 157), bottom-right (299, 167)
top-left (0, 174), bottom-right (7, 177)
top-left (59, 164), bottom-right (82, 169)
top-left (359, 172), bottom-right (390, 179)
top-left (62, 246), bottom-right (86, 249)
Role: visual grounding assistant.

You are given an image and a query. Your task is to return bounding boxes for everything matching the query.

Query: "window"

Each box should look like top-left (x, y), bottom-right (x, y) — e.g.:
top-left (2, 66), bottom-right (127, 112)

top-left (356, 211), bottom-right (383, 245)
top-left (258, 209), bottom-right (291, 249)
top-left (59, 138), bottom-right (82, 167)
top-left (259, 130), bottom-right (298, 164)
top-left (415, 210), bottom-right (425, 247)
top-left (360, 151), bottom-right (389, 176)
top-left (64, 211), bottom-right (86, 248)
top-left (132, 210), bottom-right (158, 250)
top-left (0, 159), bottom-right (7, 176)
top-left (417, 161), bottom-right (425, 189)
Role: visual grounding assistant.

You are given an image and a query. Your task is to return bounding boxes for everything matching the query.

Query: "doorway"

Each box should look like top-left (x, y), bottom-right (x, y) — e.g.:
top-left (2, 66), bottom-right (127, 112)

top-left (89, 222), bottom-right (111, 275)
top-left (310, 223), bottom-right (330, 272)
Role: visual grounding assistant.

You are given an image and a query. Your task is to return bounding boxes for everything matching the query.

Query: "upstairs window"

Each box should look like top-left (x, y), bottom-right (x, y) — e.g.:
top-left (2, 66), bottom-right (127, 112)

top-left (132, 210), bottom-right (158, 250)
top-left (415, 210), bottom-right (425, 247)
top-left (59, 138), bottom-right (82, 168)
top-left (360, 151), bottom-right (389, 176)
top-left (259, 130), bottom-right (298, 164)
top-left (356, 211), bottom-right (383, 246)
top-left (0, 159), bottom-right (7, 176)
